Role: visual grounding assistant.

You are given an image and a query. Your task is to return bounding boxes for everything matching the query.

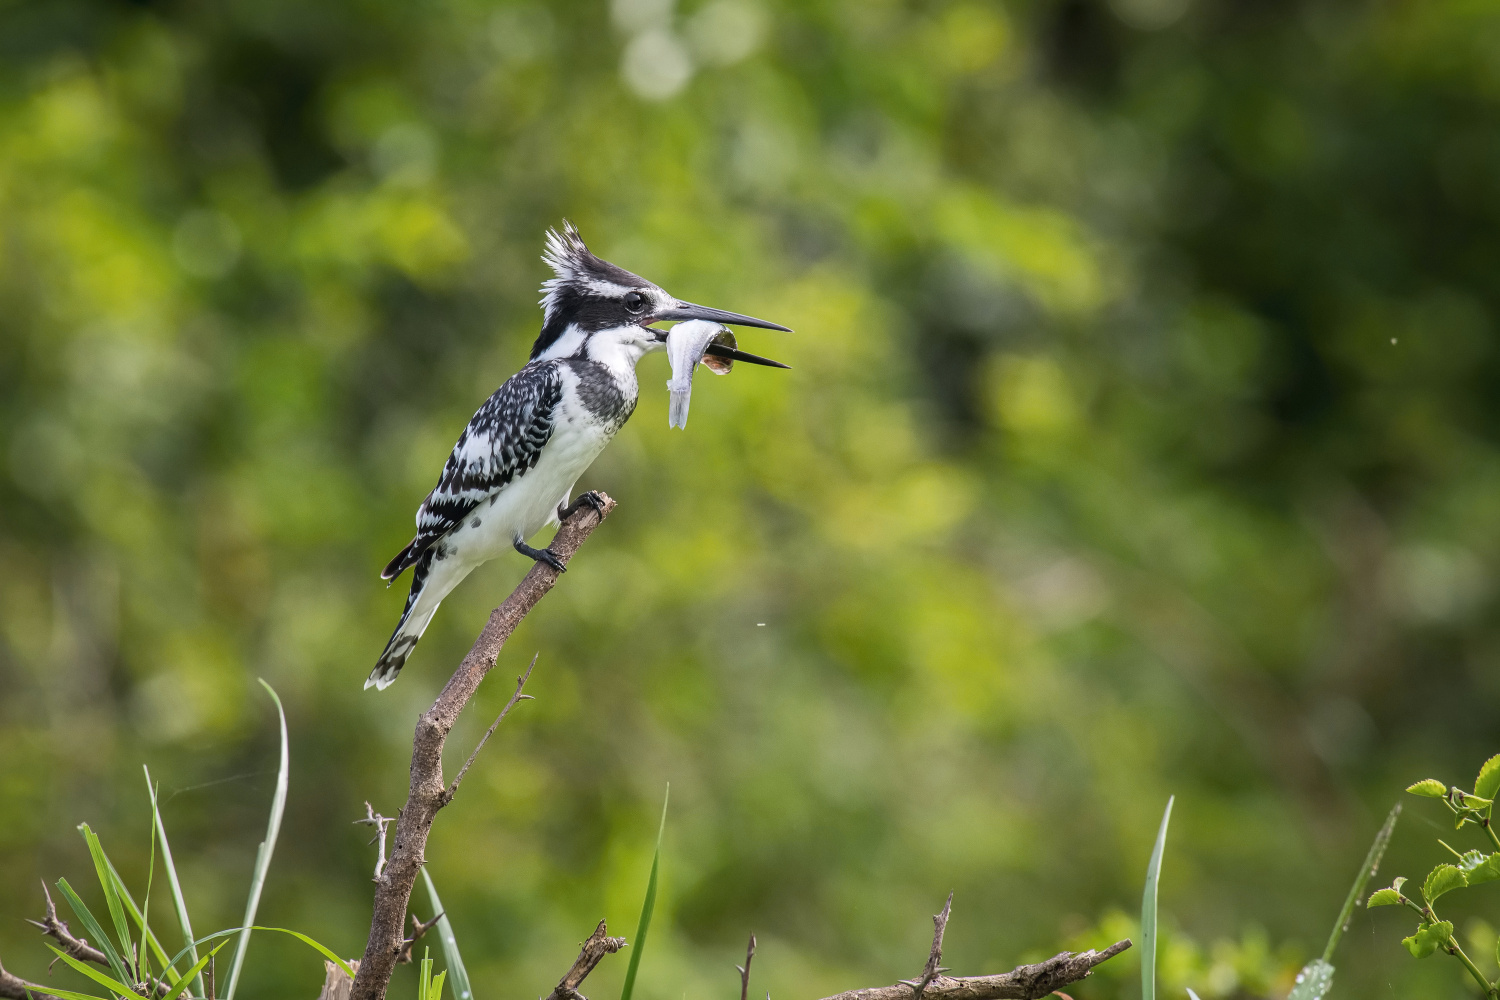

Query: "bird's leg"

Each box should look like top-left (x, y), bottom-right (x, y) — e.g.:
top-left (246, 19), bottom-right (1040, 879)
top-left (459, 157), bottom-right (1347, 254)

top-left (514, 537), bottom-right (567, 573)
top-left (557, 490), bottom-right (608, 521)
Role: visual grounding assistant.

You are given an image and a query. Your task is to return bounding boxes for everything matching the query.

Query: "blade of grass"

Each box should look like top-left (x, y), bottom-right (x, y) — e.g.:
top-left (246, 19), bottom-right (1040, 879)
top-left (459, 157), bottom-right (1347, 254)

top-left (419, 952), bottom-right (433, 1000)
top-left (57, 876), bottom-right (133, 985)
top-left (103, 857), bottom-right (179, 983)
top-left (161, 942), bottom-right (229, 1000)
top-left (224, 679), bottom-right (290, 1000)
top-left (138, 796), bottom-right (156, 984)
top-left (1285, 802), bottom-right (1402, 1000)
top-left (430, 970), bottom-right (448, 1000)
top-left (79, 824), bottom-right (136, 975)
top-left (146, 765), bottom-right (203, 996)
top-left (164, 926), bottom-right (355, 981)
top-left (31, 987), bottom-right (117, 1000)
top-left (1323, 802), bottom-right (1401, 962)
top-left (620, 784), bottom-right (669, 1000)
top-left (1141, 795), bottom-right (1174, 1000)
top-left (46, 945), bottom-right (148, 999)
top-left (422, 869), bottom-right (474, 1000)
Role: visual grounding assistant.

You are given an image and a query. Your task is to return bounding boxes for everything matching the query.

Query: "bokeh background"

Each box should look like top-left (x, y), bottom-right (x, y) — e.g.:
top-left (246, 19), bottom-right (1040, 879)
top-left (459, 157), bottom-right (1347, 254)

top-left (4, 0), bottom-right (1500, 996)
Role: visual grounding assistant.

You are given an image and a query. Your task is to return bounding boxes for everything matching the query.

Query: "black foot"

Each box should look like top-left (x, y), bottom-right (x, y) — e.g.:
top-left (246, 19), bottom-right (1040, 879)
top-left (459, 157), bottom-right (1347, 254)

top-left (558, 490), bottom-right (607, 521)
top-left (514, 538), bottom-right (566, 573)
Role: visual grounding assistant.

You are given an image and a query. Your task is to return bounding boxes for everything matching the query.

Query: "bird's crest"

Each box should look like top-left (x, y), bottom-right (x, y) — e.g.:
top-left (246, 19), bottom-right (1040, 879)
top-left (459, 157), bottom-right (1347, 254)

top-left (539, 220), bottom-right (648, 326)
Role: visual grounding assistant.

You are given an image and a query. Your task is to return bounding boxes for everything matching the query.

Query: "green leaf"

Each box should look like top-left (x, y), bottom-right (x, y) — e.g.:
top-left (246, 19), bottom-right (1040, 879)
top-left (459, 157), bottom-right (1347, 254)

top-left (1468, 854), bottom-right (1500, 887)
top-left (1392, 876), bottom-right (1407, 893)
top-left (1140, 795), bottom-right (1174, 1000)
top-left (165, 925), bottom-right (356, 983)
top-left (46, 944), bottom-right (148, 999)
top-left (102, 856), bottom-right (176, 982)
top-left (147, 766), bottom-right (203, 997)
top-left (1423, 864), bottom-right (1467, 904)
top-left (26, 986), bottom-right (118, 1000)
top-left (161, 942), bottom-right (229, 1000)
top-left (1402, 920), bottom-right (1453, 959)
top-left (78, 824), bottom-right (136, 969)
top-left (1367, 888), bottom-right (1403, 907)
top-left (56, 877), bottom-right (133, 986)
top-left (224, 679), bottom-right (290, 1000)
top-left (1322, 802), bottom-right (1400, 962)
top-left (1286, 958), bottom-right (1335, 1000)
top-left (429, 970), bottom-right (448, 1000)
top-left (419, 953), bottom-right (433, 1000)
top-left (422, 869), bottom-right (474, 1000)
top-left (620, 785), bottom-right (670, 1000)
top-left (1407, 780), bottom-right (1448, 798)
top-left (1475, 755), bottom-right (1500, 801)
top-left (1455, 791), bottom-right (1494, 809)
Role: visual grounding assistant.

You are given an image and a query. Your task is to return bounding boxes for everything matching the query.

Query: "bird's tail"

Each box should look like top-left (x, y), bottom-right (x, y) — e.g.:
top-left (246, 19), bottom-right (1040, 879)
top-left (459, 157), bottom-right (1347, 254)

top-left (366, 551), bottom-right (444, 690)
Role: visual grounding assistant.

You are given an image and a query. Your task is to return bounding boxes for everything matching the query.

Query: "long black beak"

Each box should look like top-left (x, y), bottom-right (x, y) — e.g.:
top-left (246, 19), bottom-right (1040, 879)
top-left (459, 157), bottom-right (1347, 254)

top-left (703, 342), bottom-right (791, 369)
top-left (655, 300), bottom-right (792, 332)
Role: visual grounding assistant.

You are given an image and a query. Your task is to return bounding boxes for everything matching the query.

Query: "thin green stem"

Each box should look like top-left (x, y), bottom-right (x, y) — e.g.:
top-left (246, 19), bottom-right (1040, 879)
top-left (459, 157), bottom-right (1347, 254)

top-left (1482, 817), bottom-right (1500, 854)
top-left (1446, 937), bottom-right (1497, 998)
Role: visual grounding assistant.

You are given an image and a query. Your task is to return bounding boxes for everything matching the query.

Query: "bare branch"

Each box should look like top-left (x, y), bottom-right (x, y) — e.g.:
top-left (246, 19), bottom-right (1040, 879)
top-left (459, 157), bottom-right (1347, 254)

top-left (355, 803), bottom-right (396, 881)
top-left (822, 940), bottom-right (1132, 1000)
top-left (737, 933), bottom-right (756, 1000)
top-left (26, 881), bottom-right (110, 968)
top-left (442, 651), bottom-right (539, 805)
top-left (0, 956), bottom-right (61, 1000)
top-left (543, 920), bottom-right (628, 1000)
top-left (900, 893), bottom-right (952, 1000)
top-left (350, 495), bottom-right (615, 1000)
top-left (395, 911), bottom-right (445, 966)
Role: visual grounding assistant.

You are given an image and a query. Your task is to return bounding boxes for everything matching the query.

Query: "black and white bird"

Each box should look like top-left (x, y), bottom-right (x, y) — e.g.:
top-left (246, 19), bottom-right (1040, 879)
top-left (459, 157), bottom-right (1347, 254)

top-left (368, 222), bottom-right (790, 690)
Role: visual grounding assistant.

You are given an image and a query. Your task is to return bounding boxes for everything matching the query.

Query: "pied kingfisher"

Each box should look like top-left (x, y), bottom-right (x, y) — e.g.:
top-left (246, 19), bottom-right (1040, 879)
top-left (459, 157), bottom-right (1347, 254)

top-left (368, 222), bottom-right (790, 689)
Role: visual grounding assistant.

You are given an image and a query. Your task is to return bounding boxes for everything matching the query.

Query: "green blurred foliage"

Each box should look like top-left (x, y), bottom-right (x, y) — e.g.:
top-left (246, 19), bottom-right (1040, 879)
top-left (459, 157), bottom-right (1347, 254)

top-left (3, 0), bottom-right (1500, 997)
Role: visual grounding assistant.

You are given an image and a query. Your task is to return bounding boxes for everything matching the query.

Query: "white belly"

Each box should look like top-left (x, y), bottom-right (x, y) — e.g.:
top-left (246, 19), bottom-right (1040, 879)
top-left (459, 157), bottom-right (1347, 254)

top-left (441, 414), bottom-right (612, 566)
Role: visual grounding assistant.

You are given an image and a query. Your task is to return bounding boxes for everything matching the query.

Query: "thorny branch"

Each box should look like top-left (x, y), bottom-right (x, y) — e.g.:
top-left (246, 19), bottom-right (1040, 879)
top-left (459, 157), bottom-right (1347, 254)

top-left (355, 803), bottom-right (396, 880)
top-left (395, 911), bottom-right (445, 966)
top-left (28, 881), bottom-right (110, 969)
top-left (737, 933), bottom-right (756, 1000)
top-left (901, 892), bottom-right (953, 1000)
top-left (443, 651), bottom-right (538, 805)
top-left (823, 938), bottom-right (1134, 1000)
top-left (0, 882), bottom-right (102, 1000)
top-left (349, 494), bottom-right (615, 1000)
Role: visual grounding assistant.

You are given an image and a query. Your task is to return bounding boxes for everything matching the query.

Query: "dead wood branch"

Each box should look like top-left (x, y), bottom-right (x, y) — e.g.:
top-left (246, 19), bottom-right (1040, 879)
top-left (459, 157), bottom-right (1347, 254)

top-left (0, 958), bottom-right (60, 1000)
top-left (737, 933), bottom-right (756, 1000)
top-left (395, 911), bottom-right (445, 965)
top-left (316, 958), bottom-right (361, 1000)
top-left (349, 495), bottom-right (615, 1000)
top-left (27, 881), bottom-right (110, 968)
top-left (0, 881), bottom-right (111, 1000)
top-left (356, 803), bottom-right (396, 880)
top-left (900, 893), bottom-right (952, 999)
top-left (543, 920), bottom-right (628, 1000)
top-left (822, 939), bottom-right (1133, 1000)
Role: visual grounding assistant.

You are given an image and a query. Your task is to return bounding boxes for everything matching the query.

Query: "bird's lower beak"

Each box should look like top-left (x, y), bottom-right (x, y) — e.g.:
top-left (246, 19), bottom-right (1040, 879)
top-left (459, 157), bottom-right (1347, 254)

top-left (702, 342), bottom-right (791, 369)
top-left (654, 300), bottom-right (792, 332)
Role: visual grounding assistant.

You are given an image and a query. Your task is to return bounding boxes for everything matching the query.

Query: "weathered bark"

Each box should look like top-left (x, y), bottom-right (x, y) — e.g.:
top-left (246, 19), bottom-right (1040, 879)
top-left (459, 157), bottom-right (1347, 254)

top-left (349, 495), bottom-right (615, 1000)
top-left (820, 940), bottom-right (1133, 1000)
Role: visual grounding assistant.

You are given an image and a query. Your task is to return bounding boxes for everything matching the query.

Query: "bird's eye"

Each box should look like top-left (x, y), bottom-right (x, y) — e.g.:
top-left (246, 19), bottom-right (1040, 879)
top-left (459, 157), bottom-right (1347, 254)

top-left (623, 291), bottom-right (648, 314)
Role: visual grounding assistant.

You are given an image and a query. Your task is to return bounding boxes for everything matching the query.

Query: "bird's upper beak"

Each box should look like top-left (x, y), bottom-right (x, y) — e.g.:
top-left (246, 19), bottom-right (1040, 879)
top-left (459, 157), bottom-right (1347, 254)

top-left (654, 300), bottom-right (791, 332)
top-left (650, 299), bottom-right (791, 368)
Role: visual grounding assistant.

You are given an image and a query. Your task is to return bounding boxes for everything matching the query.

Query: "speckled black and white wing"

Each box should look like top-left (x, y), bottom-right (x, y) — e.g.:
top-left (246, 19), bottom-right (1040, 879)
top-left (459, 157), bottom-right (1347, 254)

top-left (382, 362), bottom-right (564, 581)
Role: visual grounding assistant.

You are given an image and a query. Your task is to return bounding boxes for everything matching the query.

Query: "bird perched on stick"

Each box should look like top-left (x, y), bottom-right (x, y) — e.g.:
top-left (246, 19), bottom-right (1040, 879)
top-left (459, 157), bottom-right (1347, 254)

top-left (368, 222), bottom-right (790, 689)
